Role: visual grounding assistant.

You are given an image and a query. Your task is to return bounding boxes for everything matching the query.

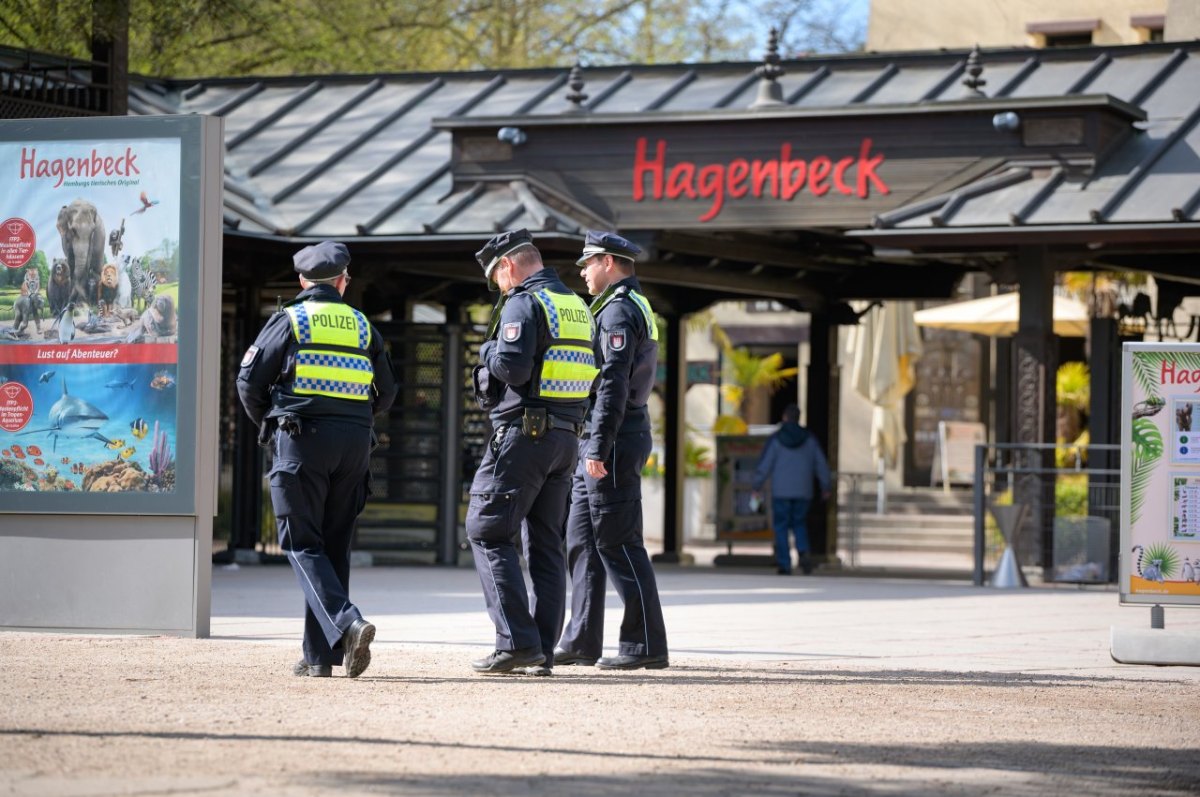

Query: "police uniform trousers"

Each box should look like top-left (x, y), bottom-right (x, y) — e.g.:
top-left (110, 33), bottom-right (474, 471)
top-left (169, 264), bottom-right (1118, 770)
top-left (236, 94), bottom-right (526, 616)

top-left (268, 417), bottom-right (371, 666)
top-left (559, 429), bottom-right (668, 658)
top-left (466, 425), bottom-right (576, 662)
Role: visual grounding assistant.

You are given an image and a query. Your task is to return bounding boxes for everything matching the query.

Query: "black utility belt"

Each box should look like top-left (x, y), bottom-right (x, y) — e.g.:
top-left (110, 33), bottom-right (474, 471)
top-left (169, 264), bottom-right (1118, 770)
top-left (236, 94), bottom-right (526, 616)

top-left (496, 408), bottom-right (582, 439)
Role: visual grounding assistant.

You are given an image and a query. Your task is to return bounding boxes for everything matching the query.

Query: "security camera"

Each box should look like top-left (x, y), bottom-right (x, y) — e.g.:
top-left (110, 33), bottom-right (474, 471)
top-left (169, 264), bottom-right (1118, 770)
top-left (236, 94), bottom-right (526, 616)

top-left (992, 111), bottom-right (1021, 133)
top-left (497, 126), bottom-right (527, 146)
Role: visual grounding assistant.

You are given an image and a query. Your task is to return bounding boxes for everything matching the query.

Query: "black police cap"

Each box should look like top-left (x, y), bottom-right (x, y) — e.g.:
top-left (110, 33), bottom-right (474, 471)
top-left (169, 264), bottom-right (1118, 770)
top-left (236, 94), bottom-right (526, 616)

top-left (576, 230), bottom-right (642, 266)
top-left (475, 228), bottom-right (533, 286)
top-left (294, 241), bottom-right (350, 281)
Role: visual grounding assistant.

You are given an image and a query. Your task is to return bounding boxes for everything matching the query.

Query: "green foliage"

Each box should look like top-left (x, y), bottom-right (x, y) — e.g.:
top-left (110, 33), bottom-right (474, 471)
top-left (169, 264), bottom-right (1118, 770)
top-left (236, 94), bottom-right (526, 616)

top-left (1, 0), bottom-right (865, 78)
top-left (1056, 362), bottom-right (1089, 412)
top-left (639, 439), bottom-right (713, 478)
top-left (1130, 417), bottom-right (1163, 525)
top-left (1055, 474), bottom-right (1088, 518)
top-left (1055, 429), bottom-right (1089, 468)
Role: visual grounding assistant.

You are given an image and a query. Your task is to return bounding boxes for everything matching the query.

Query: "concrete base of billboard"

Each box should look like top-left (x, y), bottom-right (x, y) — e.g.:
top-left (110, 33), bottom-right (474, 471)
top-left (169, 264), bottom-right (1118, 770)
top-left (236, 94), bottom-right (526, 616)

top-left (1110, 626), bottom-right (1200, 666)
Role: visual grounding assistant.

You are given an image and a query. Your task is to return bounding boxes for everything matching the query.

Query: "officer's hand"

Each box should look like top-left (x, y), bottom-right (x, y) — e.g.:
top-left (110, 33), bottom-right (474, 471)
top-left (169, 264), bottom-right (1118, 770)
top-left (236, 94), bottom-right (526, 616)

top-left (586, 458), bottom-right (608, 479)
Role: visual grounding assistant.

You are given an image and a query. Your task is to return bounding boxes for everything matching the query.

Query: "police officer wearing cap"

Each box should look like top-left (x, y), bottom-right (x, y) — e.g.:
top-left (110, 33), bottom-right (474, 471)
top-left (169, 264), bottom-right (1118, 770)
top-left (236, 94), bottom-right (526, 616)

top-left (555, 230), bottom-right (669, 670)
top-left (467, 228), bottom-right (599, 676)
top-left (236, 241), bottom-right (398, 679)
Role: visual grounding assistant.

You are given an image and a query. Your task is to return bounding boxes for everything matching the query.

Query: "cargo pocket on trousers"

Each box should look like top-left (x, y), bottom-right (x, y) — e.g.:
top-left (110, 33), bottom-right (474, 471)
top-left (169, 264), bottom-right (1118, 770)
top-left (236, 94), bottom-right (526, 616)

top-left (466, 488), bottom-right (519, 543)
top-left (267, 459), bottom-right (303, 518)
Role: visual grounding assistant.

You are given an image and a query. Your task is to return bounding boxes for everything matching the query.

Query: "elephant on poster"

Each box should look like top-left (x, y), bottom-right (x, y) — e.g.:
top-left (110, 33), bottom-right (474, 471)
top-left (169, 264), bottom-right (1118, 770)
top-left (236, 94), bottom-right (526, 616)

top-left (56, 198), bottom-right (106, 309)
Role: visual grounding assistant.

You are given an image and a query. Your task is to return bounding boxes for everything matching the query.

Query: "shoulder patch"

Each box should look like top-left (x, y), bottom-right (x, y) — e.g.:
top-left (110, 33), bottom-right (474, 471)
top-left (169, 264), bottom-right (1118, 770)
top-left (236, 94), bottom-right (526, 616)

top-left (502, 321), bottom-right (522, 343)
top-left (240, 345), bottom-right (260, 368)
top-left (607, 328), bottom-right (627, 352)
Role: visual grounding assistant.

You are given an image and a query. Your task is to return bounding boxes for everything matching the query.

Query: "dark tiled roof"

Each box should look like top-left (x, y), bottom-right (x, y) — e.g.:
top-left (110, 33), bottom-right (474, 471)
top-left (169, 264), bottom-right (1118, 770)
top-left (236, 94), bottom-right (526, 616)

top-left (110, 41), bottom-right (1200, 243)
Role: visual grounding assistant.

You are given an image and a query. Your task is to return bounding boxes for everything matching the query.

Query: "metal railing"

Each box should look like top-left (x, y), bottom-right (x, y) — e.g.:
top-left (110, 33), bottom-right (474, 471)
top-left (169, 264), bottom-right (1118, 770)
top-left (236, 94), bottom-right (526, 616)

top-left (972, 443), bottom-right (1120, 586)
top-left (836, 470), bottom-right (883, 568)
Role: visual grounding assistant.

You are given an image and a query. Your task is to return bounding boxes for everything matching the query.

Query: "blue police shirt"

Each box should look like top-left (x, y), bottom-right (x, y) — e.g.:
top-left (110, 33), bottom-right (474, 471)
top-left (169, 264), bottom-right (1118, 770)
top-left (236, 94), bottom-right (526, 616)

top-left (479, 268), bottom-right (594, 426)
top-left (585, 276), bottom-right (657, 461)
top-left (236, 284), bottom-right (399, 428)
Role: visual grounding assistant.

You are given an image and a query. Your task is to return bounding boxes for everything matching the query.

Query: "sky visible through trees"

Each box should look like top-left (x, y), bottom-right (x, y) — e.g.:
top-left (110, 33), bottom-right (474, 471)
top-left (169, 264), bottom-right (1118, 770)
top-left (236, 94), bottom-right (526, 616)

top-left (0, 0), bottom-right (869, 78)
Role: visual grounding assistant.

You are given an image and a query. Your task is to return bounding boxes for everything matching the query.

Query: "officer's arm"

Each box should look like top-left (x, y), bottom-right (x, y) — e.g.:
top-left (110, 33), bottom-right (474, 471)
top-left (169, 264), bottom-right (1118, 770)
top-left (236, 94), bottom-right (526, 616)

top-left (483, 294), bottom-right (537, 386)
top-left (235, 313), bottom-right (290, 427)
top-left (369, 328), bottom-right (399, 417)
top-left (585, 306), bottom-right (636, 461)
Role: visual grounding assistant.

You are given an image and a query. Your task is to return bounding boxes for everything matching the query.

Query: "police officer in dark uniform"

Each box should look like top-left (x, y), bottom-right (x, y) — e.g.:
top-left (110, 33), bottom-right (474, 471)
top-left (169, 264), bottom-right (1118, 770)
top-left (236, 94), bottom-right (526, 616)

top-left (467, 229), bottom-right (598, 676)
top-left (554, 230), bottom-right (669, 670)
top-left (236, 241), bottom-right (398, 678)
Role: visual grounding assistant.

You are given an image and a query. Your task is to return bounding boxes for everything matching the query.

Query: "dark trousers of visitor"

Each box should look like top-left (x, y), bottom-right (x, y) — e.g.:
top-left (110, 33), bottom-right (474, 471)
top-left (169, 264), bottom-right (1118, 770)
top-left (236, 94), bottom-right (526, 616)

top-left (269, 417), bottom-right (371, 666)
top-left (466, 425), bottom-right (576, 663)
top-left (771, 497), bottom-right (812, 573)
top-left (559, 430), bottom-right (668, 659)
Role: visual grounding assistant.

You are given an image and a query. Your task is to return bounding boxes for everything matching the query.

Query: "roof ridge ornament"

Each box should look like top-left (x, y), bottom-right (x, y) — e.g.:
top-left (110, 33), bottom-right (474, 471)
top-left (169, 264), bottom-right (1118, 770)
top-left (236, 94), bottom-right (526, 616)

top-left (565, 62), bottom-right (588, 112)
top-left (750, 27), bottom-right (786, 110)
top-left (963, 44), bottom-right (987, 97)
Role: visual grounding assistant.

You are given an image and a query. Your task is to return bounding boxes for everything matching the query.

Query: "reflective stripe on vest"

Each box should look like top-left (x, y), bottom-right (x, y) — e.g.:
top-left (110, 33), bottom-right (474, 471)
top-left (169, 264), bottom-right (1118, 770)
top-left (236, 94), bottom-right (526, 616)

top-left (284, 301), bottom-right (374, 401)
top-left (531, 289), bottom-right (598, 400)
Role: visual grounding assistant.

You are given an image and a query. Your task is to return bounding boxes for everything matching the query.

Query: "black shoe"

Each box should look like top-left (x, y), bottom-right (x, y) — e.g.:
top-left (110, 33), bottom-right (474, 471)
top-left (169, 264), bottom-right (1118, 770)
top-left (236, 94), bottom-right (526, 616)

top-left (553, 648), bottom-right (598, 666)
top-left (799, 555), bottom-right (814, 575)
top-left (471, 646), bottom-right (545, 674)
top-left (342, 618), bottom-right (375, 679)
top-left (776, 567), bottom-right (791, 575)
top-left (292, 660), bottom-right (332, 677)
top-left (517, 664), bottom-right (553, 676)
top-left (596, 653), bottom-right (669, 670)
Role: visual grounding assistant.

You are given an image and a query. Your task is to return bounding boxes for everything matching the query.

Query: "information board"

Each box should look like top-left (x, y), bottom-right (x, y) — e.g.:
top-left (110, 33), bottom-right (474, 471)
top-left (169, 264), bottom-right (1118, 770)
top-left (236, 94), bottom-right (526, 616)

top-left (1120, 344), bottom-right (1200, 606)
top-left (715, 434), bottom-right (772, 542)
top-left (931, 420), bottom-right (985, 490)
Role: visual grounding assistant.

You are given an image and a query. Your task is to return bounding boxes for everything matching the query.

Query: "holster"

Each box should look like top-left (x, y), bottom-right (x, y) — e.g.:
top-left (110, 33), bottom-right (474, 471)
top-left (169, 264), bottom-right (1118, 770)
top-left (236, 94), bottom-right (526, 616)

top-left (521, 407), bottom-right (548, 439)
top-left (256, 418), bottom-right (276, 448)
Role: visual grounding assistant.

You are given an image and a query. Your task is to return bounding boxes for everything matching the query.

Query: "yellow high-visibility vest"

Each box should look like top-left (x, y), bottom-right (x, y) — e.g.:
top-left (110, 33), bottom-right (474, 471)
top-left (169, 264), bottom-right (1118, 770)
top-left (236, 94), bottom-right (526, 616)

top-left (530, 289), bottom-right (599, 400)
top-left (592, 286), bottom-right (659, 342)
top-left (284, 301), bottom-right (374, 401)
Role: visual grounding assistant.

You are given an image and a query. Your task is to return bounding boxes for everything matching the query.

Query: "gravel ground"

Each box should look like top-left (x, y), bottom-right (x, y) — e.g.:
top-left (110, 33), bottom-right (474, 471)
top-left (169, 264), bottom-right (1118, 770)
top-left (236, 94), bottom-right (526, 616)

top-left (3, 566), bottom-right (1199, 796)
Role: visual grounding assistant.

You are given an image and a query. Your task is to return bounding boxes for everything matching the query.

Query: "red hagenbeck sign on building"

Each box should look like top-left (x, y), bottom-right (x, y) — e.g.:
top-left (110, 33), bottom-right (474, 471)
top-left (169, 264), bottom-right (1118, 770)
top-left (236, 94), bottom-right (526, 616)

top-left (631, 136), bottom-right (890, 222)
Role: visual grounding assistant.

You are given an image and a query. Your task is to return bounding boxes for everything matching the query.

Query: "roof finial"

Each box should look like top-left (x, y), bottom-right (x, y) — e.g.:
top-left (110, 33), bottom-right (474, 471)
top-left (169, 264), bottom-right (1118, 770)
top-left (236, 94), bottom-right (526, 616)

top-left (565, 62), bottom-right (588, 112)
top-left (962, 44), bottom-right (987, 97)
top-left (750, 27), bottom-right (786, 109)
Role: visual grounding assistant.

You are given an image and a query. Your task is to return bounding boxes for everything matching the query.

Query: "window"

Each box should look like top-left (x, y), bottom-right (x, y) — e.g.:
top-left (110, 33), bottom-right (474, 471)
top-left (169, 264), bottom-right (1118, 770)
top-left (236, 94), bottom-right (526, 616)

top-left (1026, 18), bottom-right (1098, 49)
top-left (1131, 14), bottom-right (1166, 43)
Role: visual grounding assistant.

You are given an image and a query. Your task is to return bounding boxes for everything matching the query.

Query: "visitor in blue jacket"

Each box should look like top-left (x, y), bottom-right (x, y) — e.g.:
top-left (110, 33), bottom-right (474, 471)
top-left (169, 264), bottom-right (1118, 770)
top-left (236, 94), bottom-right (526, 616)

top-left (752, 403), bottom-right (831, 574)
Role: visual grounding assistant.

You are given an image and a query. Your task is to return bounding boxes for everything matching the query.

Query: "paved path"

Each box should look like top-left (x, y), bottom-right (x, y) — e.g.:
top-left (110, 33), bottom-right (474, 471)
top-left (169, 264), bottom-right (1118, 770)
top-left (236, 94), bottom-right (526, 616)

top-left (3, 564), bottom-right (1199, 796)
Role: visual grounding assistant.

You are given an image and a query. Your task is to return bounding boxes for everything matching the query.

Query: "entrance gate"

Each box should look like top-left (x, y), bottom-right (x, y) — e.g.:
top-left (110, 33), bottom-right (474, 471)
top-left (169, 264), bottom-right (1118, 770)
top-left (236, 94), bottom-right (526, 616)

top-left (357, 321), bottom-right (488, 564)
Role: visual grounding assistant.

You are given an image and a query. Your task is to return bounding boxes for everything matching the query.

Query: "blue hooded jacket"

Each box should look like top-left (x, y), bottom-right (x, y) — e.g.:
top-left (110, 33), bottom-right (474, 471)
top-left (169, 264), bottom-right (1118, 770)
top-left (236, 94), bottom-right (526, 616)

top-left (752, 422), bottom-right (832, 500)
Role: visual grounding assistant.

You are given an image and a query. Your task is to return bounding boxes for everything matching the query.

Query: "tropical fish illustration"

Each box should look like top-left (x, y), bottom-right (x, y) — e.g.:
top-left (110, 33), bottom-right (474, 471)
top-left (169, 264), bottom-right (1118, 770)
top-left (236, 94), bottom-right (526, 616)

top-left (38, 371), bottom-right (55, 383)
top-left (17, 377), bottom-right (113, 451)
top-left (27, 445), bottom-right (41, 457)
top-left (71, 463), bottom-right (85, 474)
top-left (11, 444), bottom-right (23, 456)
top-left (63, 479), bottom-right (74, 490)
top-left (120, 446), bottom-right (135, 460)
top-left (150, 369), bottom-right (176, 390)
top-left (33, 458), bottom-right (44, 466)
top-left (105, 438), bottom-right (126, 450)
top-left (130, 418), bottom-right (149, 439)
top-left (1, 450), bottom-right (10, 458)
top-left (61, 457), bottom-right (70, 464)
top-left (105, 378), bottom-right (136, 390)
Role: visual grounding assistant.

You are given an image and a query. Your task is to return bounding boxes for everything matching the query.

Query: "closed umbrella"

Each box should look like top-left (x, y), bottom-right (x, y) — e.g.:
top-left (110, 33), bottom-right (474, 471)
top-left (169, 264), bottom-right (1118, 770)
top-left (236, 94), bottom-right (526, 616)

top-left (913, 293), bottom-right (1089, 337)
top-left (848, 301), bottom-right (924, 513)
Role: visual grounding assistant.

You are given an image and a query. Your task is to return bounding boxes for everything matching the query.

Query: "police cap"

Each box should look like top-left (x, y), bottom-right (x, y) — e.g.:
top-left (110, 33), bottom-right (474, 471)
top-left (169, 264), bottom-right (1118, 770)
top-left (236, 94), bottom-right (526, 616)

top-left (575, 229), bottom-right (642, 266)
top-left (475, 228), bottom-right (533, 286)
top-left (294, 241), bottom-right (350, 281)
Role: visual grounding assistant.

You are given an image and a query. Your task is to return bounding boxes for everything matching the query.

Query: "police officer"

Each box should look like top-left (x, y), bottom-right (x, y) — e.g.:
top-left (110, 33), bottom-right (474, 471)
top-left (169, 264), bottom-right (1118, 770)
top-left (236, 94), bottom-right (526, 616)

top-left (467, 229), bottom-right (598, 676)
top-left (554, 230), bottom-right (669, 670)
top-left (236, 241), bottom-right (398, 678)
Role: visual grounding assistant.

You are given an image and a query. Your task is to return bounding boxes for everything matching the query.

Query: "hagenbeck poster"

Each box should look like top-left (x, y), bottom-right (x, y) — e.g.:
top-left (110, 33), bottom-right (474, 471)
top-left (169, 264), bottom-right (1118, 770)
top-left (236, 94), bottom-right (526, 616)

top-left (1121, 344), bottom-right (1200, 604)
top-left (0, 139), bottom-right (180, 494)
